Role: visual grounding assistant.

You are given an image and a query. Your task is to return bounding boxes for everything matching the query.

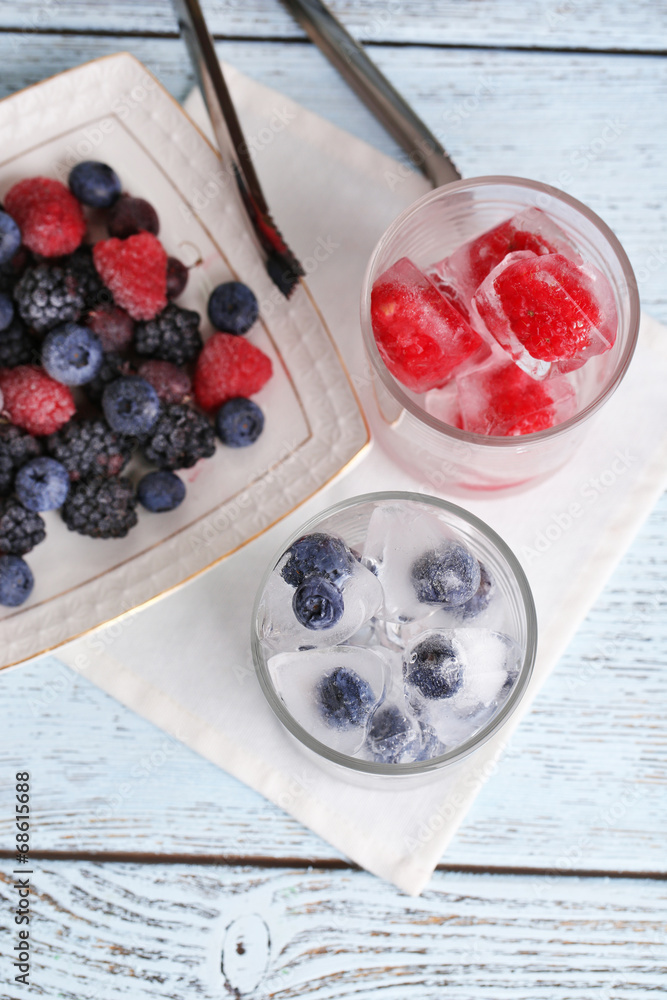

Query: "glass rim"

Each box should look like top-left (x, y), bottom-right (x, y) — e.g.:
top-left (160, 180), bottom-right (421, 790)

top-left (360, 174), bottom-right (641, 448)
top-left (251, 490), bottom-right (538, 777)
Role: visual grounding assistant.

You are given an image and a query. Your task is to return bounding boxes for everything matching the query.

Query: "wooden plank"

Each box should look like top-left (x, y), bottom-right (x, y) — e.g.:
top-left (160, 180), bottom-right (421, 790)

top-left (1, 493), bottom-right (665, 872)
top-left (0, 0), bottom-right (664, 53)
top-left (0, 863), bottom-right (664, 998)
top-left (0, 35), bottom-right (663, 320)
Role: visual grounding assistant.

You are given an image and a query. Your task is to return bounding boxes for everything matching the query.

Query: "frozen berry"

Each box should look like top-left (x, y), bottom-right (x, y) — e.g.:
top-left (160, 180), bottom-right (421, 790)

top-left (0, 318), bottom-right (34, 368)
top-left (457, 360), bottom-right (576, 436)
top-left (137, 360), bottom-right (191, 404)
top-left (215, 397), bottom-right (264, 447)
top-left (0, 555), bottom-right (34, 606)
top-left (166, 256), bottom-right (188, 299)
top-left (208, 281), bottom-right (258, 335)
top-left (137, 470), bottom-right (186, 512)
top-left (194, 332), bottom-right (272, 411)
top-left (68, 161), bottom-right (121, 208)
top-left (5, 177), bottom-right (85, 257)
top-left (0, 498), bottom-right (45, 555)
top-left (0, 293), bottom-right (14, 331)
top-left (93, 232), bottom-right (167, 321)
top-left (45, 418), bottom-right (133, 481)
top-left (411, 543), bottom-right (481, 607)
top-left (0, 425), bottom-right (41, 496)
top-left (42, 323), bottom-right (103, 386)
top-left (15, 457), bottom-right (69, 511)
top-left (14, 261), bottom-right (85, 334)
top-left (293, 576), bottom-right (344, 630)
top-left (366, 704), bottom-right (421, 764)
top-left (86, 303), bottom-right (134, 352)
top-left (457, 562), bottom-right (494, 619)
top-left (134, 303), bottom-right (202, 365)
top-left (281, 532), bottom-right (354, 589)
top-left (404, 633), bottom-right (464, 699)
top-left (102, 376), bottom-right (160, 437)
top-left (143, 403), bottom-right (215, 470)
top-left (0, 211), bottom-right (22, 266)
top-left (0, 365), bottom-right (75, 435)
top-left (62, 245), bottom-right (110, 311)
top-left (316, 666), bottom-right (375, 729)
top-left (83, 351), bottom-right (133, 404)
top-left (108, 195), bottom-right (159, 239)
top-left (61, 476), bottom-right (137, 539)
top-left (0, 246), bottom-right (31, 296)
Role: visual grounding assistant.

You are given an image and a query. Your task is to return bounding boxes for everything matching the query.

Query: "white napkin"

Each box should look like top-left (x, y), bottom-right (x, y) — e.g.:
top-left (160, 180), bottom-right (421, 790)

top-left (53, 66), bottom-right (667, 896)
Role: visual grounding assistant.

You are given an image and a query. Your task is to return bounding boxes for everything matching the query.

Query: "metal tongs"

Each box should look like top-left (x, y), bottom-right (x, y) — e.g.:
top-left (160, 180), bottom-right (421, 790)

top-left (280, 0), bottom-right (461, 188)
top-left (171, 0), bottom-right (304, 297)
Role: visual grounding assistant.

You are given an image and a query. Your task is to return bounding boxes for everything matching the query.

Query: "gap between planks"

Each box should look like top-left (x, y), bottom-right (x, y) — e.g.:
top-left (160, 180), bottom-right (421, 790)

top-left (0, 26), bottom-right (665, 58)
top-left (0, 850), bottom-right (665, 881)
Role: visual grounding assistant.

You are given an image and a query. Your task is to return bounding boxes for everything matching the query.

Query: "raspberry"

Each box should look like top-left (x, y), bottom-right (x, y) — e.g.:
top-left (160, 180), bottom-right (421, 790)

top-left (5, 177), bottom-right (86, 258)
top-left (61, 476), bottom-right (137, 539)
top-left (143, 404), bottom-right (216, 470)
top-left (0, 365), bottom-right (75, 435)
top-left (134, 303), bottom-right (202, 365)
top-left (137, 360), bottom-right (191, 404)
top-left (0, 497), bottom-right (46, 555)
top-left (45, 418), bottom-right (134, 481)
top-left (0, 425), bottom-right (42, 495)
top-left (194, 333), bottom-right (272, 411)
top-left (93, 232), bottom-right (167, 321)
top-left (458, 361), bottom-right (576, 436)
top-left (14, 262), bottom-right (85, 334)
top-left (85, 303), bottom-right (134, 352)
top-left (108, 195), bottom-right (160, 239)
top-left (0, 318), bottom-right (34, 368)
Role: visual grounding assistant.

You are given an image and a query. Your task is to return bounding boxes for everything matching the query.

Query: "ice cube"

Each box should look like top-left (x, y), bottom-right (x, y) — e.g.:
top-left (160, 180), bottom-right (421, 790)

top-left (423, 378), bottom-right (463, 428)
top-left (404, 628), bottom-right (523, 749)
top-left (457, 358), bottom-right (576, 436)
top-left (362, 502), bottom-right (468, 624)
top-left (370, 256), bottom-right (490, 393)
top-left (364, 700), bottom-right (424, 764)
top-left (258, 558), bottom-right (383, 653)
top-left (268, 645), bottom-right (386, 755)
top-left (428, 207), bottom-right (578, 314)
top-left (472, 251), bottom-right (617, 380)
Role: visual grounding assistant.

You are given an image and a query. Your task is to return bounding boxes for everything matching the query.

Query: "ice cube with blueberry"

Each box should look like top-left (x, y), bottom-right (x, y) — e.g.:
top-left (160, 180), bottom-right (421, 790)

top-left (268, 645), bottom-right (386, 755)
top-left (364, 701), bottom-right (425, 764)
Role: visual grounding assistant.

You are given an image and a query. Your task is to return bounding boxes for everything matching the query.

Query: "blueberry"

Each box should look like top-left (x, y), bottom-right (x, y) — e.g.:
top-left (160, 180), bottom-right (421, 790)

top-left (316, 666), bottom-right (375, 730)
top-left (15, 458), bottom-right (69, 512)
top-left (0, 293), bottom-right (14, 331)
top-left (42, 323), bottom-right (103, 386)
top-left (137, 470), bottom-right (186, 513)
top-left (68, 161), bottom-right (122, 208)
top-left (281, 532), bottom-right (355, 589)
top-left (208, 281), bottom-right (258, 335)
top-left (404, 634), bottom-right (464, 700)
top-left (292, 576), bottom-right (344, 630)
top-left (457, 562), bottom-right (494, 620)
top-left (0, 554), bottom-right (34, 606)
top-left (215, 397), bottom-right (264, 447)
top-left (411, 543), bottom-right (481, 607)
top-left (366, 703), bottom-right (421, 764)
top-left (102, 376), bottom-right (161, 437)
top-left (0, 211), bottom-right (21, 266)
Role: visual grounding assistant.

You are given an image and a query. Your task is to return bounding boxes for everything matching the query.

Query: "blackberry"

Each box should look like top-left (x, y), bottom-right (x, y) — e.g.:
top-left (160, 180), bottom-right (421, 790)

top-left (0, 425), bottom-right (42, 495)
top-left (0, 498), bottom-right (46, 555)
top-left (143, 404), bottom-right (215, 470)
top-left (14, 262), bottom-right (85, 334)
top-left (0, 317), bottom-right (35, 368)
top-left (134, 303), bottom-right (202, 365)
top-left (84, 352), bottom-right (133, 404)
top-left (62, 476), bottom-right (137, 539)
top-left (45, 418), bottom-right (134, 481)
top-left (62, 245), bottom-right (110, 310)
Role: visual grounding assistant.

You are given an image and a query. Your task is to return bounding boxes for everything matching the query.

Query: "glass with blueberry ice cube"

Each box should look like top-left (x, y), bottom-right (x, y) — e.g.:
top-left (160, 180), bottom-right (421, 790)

top-left (252, 492), bottom-right (536, 776)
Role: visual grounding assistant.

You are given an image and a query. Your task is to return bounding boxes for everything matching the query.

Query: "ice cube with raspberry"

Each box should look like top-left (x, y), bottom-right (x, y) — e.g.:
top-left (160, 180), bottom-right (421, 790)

top-left (370, 257), bottom-right (490, 393)
top-left (473, 251), bottom-right (617, 379)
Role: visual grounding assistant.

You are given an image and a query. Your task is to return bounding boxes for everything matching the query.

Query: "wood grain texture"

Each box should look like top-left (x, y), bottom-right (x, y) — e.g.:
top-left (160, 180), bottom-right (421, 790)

top-left (0, 35), bottom-right (664, 321)
top-left (1, 493), bottom-right (665, 872)
top-left (0, 0), bottom-right (664, 52)
top-left (0, 862), bottom-right (665, 999)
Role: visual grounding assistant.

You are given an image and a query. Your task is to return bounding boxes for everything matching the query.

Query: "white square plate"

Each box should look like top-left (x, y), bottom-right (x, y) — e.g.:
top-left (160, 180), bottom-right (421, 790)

top-left (0, 53), bottom-right (369, 669)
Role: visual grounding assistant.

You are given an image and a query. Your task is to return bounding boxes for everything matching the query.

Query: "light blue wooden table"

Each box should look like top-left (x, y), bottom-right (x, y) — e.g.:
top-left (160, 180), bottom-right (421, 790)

top-left (0, 3), bottom-right (665, 996)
